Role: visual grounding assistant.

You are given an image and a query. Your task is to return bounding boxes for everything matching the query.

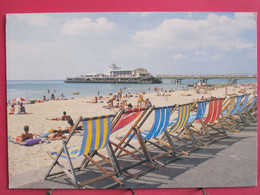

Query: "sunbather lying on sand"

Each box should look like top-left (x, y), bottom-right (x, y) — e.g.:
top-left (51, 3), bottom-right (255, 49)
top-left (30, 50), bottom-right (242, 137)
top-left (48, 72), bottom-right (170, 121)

top-left (48, 130), bottom-right (67, 140)
top-left (58, 118), bottom-right (74, 134)
top-left (46, 111), bottom-right (70, 121)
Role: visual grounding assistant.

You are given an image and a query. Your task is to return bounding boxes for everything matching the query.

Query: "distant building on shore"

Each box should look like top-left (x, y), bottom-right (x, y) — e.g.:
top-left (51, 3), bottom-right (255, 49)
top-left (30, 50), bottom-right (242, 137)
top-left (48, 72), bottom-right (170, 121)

top-left (65, 64), bottom-right (161, 84)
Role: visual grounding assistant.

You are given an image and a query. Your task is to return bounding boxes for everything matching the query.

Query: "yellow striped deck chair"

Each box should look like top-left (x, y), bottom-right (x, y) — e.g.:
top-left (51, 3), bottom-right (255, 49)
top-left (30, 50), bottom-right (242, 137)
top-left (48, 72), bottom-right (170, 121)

top-left (161, 103), bottom-right (199, 156)
top-left (44, 114), bottom-right (123, 188)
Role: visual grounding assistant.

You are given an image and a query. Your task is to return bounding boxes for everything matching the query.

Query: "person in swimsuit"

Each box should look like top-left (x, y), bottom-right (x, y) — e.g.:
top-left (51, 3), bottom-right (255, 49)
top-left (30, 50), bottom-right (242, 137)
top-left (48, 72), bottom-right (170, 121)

top-left (20, 125), bottom-right (34, 142)
top-left (46, 111), bottom-right (70, 121)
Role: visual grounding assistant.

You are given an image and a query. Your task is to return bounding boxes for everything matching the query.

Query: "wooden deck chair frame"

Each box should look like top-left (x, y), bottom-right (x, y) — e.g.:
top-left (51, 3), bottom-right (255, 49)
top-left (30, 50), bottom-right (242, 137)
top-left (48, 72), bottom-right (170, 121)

top-left (197, 98), bottom-right (229, 146)
top-left (44, 114), bottom-right (123, 188)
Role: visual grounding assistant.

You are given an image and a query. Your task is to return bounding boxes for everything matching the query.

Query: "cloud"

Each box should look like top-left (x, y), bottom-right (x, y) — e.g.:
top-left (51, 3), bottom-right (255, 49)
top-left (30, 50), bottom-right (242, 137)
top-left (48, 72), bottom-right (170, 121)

top-left (212, 54), bottom-right (221, 59)
top-left (61, 17), bottom-right (115, 35)
top-left (132, 13), bottom-right (256, 51)
top-left (13, 14), bottom-right (51, 26)
top-left (196, 51), bottom-right (206, 55)
top-left (130, 12), bottom-right (153, 17)
top-left (172, 53), bottom-right (187, 60)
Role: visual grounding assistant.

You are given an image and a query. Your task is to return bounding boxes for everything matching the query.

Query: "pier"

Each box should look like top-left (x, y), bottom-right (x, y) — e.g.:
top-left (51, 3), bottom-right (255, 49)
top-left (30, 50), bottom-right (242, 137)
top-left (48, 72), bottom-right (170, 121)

top-left (155, 74), bottom-right (257, 84)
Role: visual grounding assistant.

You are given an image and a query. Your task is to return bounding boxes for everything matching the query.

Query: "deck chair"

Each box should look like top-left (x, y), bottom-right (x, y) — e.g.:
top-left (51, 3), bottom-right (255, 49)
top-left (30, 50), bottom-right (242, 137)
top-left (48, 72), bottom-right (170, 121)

top-left (239, 95), bottom-right (257, 123)
top-left (221, 95), bottom-right (244, 130)
top-left (44, 114), bottom-right (123, 188)
top-left (108, 107), bottom-right (160, 178)
top-left (236, 93), bottom-right (251, 125)
top-left (111, 105), bottom-right (177, 177)
top-left (197, 98), bottom-right (229, 146)
top-left (164, 103), bottom-right (199, 155)
top-left (215, 95), bottom-right (240, 132)
top-left (183, 100), bottom-right (209, 145)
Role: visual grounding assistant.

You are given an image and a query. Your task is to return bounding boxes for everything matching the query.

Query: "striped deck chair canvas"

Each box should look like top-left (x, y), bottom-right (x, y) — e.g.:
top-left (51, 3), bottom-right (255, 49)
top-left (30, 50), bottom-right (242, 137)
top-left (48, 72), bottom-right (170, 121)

top-left (216, 96), bottom-right (240, 132)
top-left (138, 106), bottom-right (179, 166)
top-left (164, 103), bottom-right (198, 155)
top-left (220, 95), bottom-right (244, 131)
top-left (184, 100), bottom-right (208, 144)
top-left (45, 114), bottom-right (123, 188)
top-left (198, 98), bottom-right (228, 145)
top-left (111, 108), bottom-right (147, 133)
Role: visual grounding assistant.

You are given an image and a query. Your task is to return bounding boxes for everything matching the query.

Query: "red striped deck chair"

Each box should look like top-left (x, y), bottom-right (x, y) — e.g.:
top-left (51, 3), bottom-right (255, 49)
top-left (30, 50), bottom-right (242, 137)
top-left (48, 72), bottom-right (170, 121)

top-left (213, 95), bottom-right (240, 132)
top-left (198, 98), bottom-right (229, 145)
top-left (44, 114), bottom-right (123, 188)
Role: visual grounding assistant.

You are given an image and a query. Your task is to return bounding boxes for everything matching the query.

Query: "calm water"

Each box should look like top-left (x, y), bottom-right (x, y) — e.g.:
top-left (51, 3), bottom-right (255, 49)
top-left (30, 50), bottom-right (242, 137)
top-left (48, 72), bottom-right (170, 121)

top-left (6, 78), bottom-right (257, 102)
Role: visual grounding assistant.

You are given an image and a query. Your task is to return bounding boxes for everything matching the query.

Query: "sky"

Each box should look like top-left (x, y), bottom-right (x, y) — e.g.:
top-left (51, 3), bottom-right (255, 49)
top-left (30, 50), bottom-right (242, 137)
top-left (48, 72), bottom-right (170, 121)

top-left (6, 12), bottom-right (257, 80)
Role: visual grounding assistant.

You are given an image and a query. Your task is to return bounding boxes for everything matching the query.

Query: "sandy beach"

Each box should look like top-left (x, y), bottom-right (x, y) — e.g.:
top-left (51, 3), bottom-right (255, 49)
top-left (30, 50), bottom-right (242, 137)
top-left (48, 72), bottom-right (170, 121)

top-left (7, 84), bottom-right (256, 178)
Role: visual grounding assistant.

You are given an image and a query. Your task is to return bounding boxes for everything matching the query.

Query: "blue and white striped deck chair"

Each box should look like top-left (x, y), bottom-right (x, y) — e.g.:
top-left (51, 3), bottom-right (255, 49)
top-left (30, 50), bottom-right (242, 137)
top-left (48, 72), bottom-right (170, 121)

top-left (165, 103), bottom-right (197, 155)
top-left (188, 100), bottom-right (207, 123)
top-left (141, 106), bottom-right (173, 139)
top-left (223, 95), bottom-right (243, 129)
top-left (240, 95), bottom-right (257, 122)
top-left (184, 100), bottom-right (208, 144)
top-left (45, 114), bottom-right (123, 188)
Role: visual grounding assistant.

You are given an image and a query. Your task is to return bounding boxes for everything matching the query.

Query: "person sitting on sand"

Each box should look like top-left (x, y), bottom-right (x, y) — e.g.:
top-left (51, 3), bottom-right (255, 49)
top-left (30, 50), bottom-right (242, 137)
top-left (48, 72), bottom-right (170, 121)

top-left (19, 102), bottom-right (26, 114)
top-left (144, 98), bottom-right (152, 108)
top-left (19, 125), bottom-right (36, 142)
top-left (42, 95), bottom-right (47, 102)
top-left (46, 111), bottom-right (70, 121)
top-left (10, 104), bottom-right (15, 113)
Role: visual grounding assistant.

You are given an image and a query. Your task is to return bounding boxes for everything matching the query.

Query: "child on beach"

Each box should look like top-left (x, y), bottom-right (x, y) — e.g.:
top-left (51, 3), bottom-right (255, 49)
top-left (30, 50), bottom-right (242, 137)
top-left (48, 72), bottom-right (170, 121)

top-left (137, 92), bottom-right (144, 107)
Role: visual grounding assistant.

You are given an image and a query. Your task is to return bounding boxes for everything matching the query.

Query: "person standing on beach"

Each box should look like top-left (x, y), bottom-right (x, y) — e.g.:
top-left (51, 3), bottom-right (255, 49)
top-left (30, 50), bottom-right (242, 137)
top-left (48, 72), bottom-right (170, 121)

top-left (137, 92), bottom-right (144, 107)
top-left (118, 89), bottom-right (123, 100)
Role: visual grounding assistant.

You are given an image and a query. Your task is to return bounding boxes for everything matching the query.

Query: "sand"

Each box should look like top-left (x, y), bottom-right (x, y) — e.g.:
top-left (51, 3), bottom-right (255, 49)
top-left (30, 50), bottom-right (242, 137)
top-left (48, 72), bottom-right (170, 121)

top-left (7, 84), bottom-right (256, 177)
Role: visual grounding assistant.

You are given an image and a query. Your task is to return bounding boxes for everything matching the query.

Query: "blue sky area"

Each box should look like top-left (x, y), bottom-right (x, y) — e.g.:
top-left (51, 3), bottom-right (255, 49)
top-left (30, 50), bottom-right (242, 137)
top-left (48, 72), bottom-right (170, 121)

top-left (6, 12), bottom-right (257, 80)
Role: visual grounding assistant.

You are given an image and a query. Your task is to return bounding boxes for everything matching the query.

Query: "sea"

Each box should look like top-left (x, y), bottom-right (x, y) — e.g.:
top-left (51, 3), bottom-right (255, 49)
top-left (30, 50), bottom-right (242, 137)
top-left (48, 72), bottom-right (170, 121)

top-left (6, 78), bottom-right (257, 102)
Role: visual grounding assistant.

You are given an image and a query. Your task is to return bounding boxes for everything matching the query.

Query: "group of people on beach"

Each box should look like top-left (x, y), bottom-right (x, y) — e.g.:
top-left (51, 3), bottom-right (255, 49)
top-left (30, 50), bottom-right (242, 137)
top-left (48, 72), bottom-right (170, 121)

top-left (102, 89), bottom-right (152, 110)
top-left (16, 111), bottom-right (76, 143)
top-left (9, 102), bottom-right (26, 114)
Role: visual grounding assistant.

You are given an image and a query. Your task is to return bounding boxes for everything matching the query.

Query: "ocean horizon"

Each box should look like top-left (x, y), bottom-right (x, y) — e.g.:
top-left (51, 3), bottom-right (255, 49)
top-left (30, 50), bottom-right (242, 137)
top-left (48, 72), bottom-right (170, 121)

top-left (6, 78), bottom-right (257, 102)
